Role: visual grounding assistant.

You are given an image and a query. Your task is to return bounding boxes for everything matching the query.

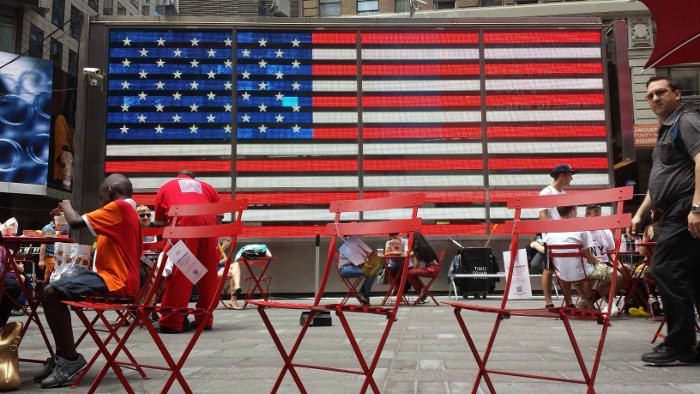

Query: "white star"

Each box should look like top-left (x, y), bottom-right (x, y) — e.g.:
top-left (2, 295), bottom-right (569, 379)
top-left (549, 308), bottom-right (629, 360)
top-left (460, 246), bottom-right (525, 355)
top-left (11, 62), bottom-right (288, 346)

top-left (275, 49), bottom-right (284, 58)
top-left (291, 82), bottom-right (301, 90)
top-left (172, 114), bottom-right (181, 122)
top-left (138, 91), bottom-right (148, 100)
top-left (155, 103), bottom-right (164, 112)
top-left (156, 37), bottom-right (165, 46)
top-left (120, 125), bottom-right (129, 133)
top-left (207, 70), bottom-right (216, 79)
top-left (258, 38), bottom-right (267, 47)
top-left (292, 105), bottom-right (300, 112)
top-left (189, 124), bottom-right (198, 133)
top-left (258, 124), bottom-right (268, 133)
top-left (206, 114), bottom-right (216, 122)
top-left (241, 70), bottom-right (251, 79)
top-left (292, 124), bottom-right (301, 133)
top-left (172, 92), bottom-right (182, 100)
top-left (121, 81), bottom-right (131, 89)
top-left (258, 59), bottom-right (267, 68)
top-left (190, 59), bottom-right (199, 68)
top-left (190, 103), bottom-right (199, 112)
top-left (275, 114), bottom-right (284, 122)
top-left (258, 81), bottom-right (268, 90)
top-left (156, 58), bottom-right (165, 67)
top-left (224, 37), bottom-right (232, 46)
top-left (224, 59), bottom-right (232, 68)
top-left (173, 70), bottom-right (182, 79)
top-left (223, 125), bottom-right (232, 133)
top-left (292, 60), bottom-right (300, 68)
top-left (173, 48), bottom-right (182, 57)
top-left (258, 103), bottom-right (268, 112)
top-left (190, 37), bottom-right (199, 46)
top-left (122, 58), bottom-right (131, 67)
top-left (241, 114), bottom-right (250, 122)
top-left (123, 37), bottom-right (131, 46)
top-left (137, 114), bottom-right (147, 123)
top-left (241, 92), bottom-right (251, 101)
top-left (139, 70), bottom-right (148, 78)
top-left (224, 103), bottom-right (232, 112)
top-left (190, 81), bottom-right (199, 89)
top-left (207, 48), bottom-right (216, 57)
top-left (241, 49), bottom-right (250, 57)
top-left (207, 92), bottom-right (216, 100)
top-left (275, 71), bottom-right (284, 79)
top-left (224, 81), bottom-right (232, 90)
top-left (154, 124), bottom-right (164, 133)
top-left (275, 92), bottom-right (284, 101)
top-left (120, 104), bottom-right (129, 112)
top-left (139, 48), bottom-right (148, 57)
top-left (291, 38), bottom-right (300, 47)
top-left (155, 81), bottom-right (165, 89)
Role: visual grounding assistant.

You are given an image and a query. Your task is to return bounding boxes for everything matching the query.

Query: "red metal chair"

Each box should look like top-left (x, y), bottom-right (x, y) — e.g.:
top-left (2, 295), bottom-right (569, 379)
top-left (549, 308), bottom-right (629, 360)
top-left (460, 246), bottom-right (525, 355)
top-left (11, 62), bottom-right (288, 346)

top-left (249, 193), bottom-right (424, 393)
top-left (444, 186), bottom-right (632, 394)
top-left (381, 255), bottom-right (411, 306)
top-left (409, 250), bottom-right (446, 306)
top-left (334, 253), bottom-right (366, 305)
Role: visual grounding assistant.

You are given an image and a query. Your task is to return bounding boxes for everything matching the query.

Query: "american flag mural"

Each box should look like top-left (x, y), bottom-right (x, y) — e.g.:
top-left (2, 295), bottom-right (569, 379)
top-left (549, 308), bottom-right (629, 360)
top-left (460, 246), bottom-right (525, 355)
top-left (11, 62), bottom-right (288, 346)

top-left (104, 28), bottom-right (611, 238)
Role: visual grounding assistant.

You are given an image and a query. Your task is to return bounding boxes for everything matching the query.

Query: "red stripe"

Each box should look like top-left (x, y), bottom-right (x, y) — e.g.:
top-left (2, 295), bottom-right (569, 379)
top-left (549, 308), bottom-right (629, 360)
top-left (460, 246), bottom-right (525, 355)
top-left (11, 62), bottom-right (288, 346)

top-left (238, 159), bottom-right (358, 172)
top-left (486, 94), bottom-right (605, 107)
top-left (313, 127), bottom-right (359, 139)
top-left (361, 32), bottom-right (479, 44)
top-left (312, 64), bottom-right (357, 76)
top-left (362, 64), bottom-right (480, 76)
top-left (312, 96), bottom-right (358, 107)
top-left (363, 95), bottom-right (480, 108)
top-left (487, 125), bottom-right (607, 138)
top-left (312, 32), bottom-right (357, 44)
top-left (485, 62), bottom-right (603, 75)
top-left (484, 31), bottom-right (601, 44)
top-left (365, 159), bottom-right (483, 171)
top-left (106, 160), bottom-right (231, 173)
top-left (364, 126), bottom-right (482, 139)
top-left (237, 192), bottom-right (360, 205)
top-left (488, 158), bottom-right (609, 171)
top-left (241, 223), bottom-right (488, 238)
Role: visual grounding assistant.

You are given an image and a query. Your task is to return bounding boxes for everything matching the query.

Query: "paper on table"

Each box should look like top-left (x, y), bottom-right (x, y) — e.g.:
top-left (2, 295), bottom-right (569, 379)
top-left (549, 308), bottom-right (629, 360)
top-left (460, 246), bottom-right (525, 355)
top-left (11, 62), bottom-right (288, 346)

top-left (166, 240), bottom-right (208, 284)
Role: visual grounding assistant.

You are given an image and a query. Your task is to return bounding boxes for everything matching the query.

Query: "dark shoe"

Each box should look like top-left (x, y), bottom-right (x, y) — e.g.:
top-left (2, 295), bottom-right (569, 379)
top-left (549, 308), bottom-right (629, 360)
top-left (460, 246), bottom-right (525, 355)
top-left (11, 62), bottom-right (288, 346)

top-left (641, 344), bottom-right (695, 365)
top-left (182, 317), bottom-right (193, 333)
top-left (33, 356), bottom-right (56, 383)
top-left (358, 294), bottom-right (370, 306)
top-left (545, 304), bottom-right (555, 308)
top-left (680, 345), bottom-right (700, 364)
top-left (40, 354), bottom-right (87, 388)
top-left (191, 319), bottom-right (212, 331)
top-left (567, 304), bottom-right (577, 309)
top-left (417, 293), bottom-right (428, 304)
top-left (155, 324), bottom-right (181, 334)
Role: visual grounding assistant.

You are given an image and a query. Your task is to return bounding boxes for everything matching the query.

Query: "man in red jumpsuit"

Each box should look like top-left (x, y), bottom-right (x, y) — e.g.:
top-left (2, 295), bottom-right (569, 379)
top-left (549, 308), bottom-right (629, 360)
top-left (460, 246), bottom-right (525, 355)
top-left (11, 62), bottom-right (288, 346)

top-left (154, 170), bottom-right (220, 333)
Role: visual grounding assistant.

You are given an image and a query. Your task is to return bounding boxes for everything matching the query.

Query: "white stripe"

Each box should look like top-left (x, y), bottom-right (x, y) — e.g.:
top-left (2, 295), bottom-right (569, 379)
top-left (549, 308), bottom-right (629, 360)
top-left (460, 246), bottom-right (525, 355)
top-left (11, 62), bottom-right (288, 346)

top-left (364, 111), bottom-right (481, 124)
top-left (312, 112), bottom-right (358, 123)
top-left (364, 175), bottom-right (483, 188)
top-left (243, 207), bottom-right (486, 222)
top-left (362, 80), bottom-right (480, 92)
top-left (243, 209), bottom-right (352, 222)
top-left (485, 79), bottom-right (603, 91)
top-left (485, 47), bottom-right (601, 59)
top-left (487, 141), bottom-right (607, 154)
top-left (490, 206), bottom-right (612, 220)
top-left (362, 48), bottom-right (480, 60)
top-left (106, 144), bottom-right (231, 157)
top-left (364, 142), bottom-right (482, 155)
top-left (365, 207), bottom-right (486, 220)
top-left (311, 48), bottom-right (357, 60)
top-left (489, 173), bottom-right (610, 187)
top-left (312, 80), bottom-right (358, 92)
top-left (237, 143), bottom-right (357, 156)
top-left (487, 110), bottom-right (605, 122)
top-left (131, 176), bottom-right (230, 190)
top-left (236, 176), bottom-right (358, 189)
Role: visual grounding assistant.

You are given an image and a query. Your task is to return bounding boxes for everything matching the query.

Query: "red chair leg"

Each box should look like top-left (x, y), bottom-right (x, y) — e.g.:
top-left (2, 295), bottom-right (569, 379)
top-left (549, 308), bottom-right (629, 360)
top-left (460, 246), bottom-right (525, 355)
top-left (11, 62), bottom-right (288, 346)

top-left (651, 317), bottom-right (666, 343)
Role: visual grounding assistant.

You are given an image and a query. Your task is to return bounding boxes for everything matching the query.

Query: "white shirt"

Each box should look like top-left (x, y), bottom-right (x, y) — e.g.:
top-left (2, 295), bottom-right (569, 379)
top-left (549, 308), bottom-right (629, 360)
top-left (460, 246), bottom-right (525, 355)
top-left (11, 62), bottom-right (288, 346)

top-left (588, 229), bottom-right (615, 264)
top-left (543, 231), bottom-right (594, 282)
top-left (539, 185), bottom-right (565, 220)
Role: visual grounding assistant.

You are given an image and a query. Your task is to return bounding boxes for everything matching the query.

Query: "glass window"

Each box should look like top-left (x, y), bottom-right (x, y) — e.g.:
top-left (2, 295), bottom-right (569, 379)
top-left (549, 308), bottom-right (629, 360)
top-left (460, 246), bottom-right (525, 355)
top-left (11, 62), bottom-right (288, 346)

top-left (357, 0), bottom-right (378, 14)
top-left (480, 0), bottom-right (502, 5)
top-left (88, 0), bottom-right (99, 11)
top-left (319, 0), bottom-right (340, 16)
top-left (395, 0), bottom-right (409, 12)
top-left (104, 0), bottom-right (113, 14)
top-left (659, 67), bottom-right (700, 98)
top-left (433, 0), bottom-right (454, 9)
top-left (69, 6), bottom-right (83, 38)
top-left (0, 16), bottom-right (14, 53)
top-left (142, 4), bottom-right (149, 14)
top-left (50, 38), bottom-right (63, 68)
top-left (117, 2), bottom-right (126, 14)
top-left (29, 24), bottom-right (44, 59)
top-left (68, 49), bottom-right (78, 77)
top-left (51, 0), bottom-right (65, 27)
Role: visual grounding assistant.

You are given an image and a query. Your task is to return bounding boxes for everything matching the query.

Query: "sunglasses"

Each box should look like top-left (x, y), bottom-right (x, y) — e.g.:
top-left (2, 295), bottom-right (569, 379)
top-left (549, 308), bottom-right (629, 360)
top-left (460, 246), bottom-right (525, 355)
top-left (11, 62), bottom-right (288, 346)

top-left (139, 213), bottom-right (151, 218)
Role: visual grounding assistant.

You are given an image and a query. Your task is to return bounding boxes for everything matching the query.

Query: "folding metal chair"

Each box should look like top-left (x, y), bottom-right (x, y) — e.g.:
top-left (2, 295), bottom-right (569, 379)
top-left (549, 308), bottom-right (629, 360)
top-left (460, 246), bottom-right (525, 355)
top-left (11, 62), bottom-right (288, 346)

top-left (250, 193), bottom-right (424, 393)
top-left (410, 250), bottom-right (445, 306)
top-left (381, 256), bottom-right (411, 306)
top-left (335, 253), bottom-right (366, 305)
top-left (444, 186), bottom-right (632, 394)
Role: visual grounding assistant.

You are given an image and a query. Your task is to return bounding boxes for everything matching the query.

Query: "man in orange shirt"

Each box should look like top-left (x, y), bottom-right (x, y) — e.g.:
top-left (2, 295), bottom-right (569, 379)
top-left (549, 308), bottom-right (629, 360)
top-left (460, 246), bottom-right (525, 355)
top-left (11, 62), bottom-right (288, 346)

top-left (36, 174), bottom-right (142, 389)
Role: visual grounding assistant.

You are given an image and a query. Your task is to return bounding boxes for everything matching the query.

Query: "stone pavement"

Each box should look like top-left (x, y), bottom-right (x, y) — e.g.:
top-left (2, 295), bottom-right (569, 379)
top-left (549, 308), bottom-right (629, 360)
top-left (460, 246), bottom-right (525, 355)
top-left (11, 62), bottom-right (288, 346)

top-left (12, 296), bottom-right (700, 393)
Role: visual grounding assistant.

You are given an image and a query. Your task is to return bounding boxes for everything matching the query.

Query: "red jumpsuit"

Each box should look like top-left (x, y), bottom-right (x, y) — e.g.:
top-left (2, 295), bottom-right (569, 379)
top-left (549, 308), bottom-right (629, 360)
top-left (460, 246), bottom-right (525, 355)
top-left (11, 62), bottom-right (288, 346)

top-left (155, 174), bottom-right (220, 331)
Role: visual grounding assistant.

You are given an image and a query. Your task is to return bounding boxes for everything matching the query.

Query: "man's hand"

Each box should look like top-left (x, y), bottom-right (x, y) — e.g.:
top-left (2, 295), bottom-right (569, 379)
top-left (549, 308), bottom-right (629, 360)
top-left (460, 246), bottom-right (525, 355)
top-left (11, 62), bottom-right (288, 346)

top-left (688, 211), bottom-right (700, 238)
top-left (628, 213), bottom-right (644, 238)
top-left (38, 260), bottom-right (45, 269)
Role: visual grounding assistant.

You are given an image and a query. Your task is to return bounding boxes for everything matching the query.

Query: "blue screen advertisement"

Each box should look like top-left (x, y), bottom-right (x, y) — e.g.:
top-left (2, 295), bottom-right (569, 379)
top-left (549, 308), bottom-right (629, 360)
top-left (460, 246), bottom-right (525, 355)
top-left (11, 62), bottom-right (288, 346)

top-left (0, 51), bottom-right (52, 187)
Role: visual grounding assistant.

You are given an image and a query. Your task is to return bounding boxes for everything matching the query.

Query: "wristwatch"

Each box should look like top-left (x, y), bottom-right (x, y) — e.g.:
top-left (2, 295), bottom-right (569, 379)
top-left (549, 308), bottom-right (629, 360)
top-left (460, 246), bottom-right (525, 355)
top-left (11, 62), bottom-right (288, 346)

top-left (692, 204), bottom-right (700, 213)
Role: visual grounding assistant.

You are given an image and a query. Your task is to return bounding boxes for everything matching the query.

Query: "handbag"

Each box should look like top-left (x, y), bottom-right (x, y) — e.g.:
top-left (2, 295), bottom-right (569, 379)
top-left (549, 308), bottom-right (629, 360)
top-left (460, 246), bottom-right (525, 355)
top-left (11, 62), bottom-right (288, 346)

top-left (360, 253), bottom-right (384, 278)
top-left (0, 322), bottom-right (23, 391)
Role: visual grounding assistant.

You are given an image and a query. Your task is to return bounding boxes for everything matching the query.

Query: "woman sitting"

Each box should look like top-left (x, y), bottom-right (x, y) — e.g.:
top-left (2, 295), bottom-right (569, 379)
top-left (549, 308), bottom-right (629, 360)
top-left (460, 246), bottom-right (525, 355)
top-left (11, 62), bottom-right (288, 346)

top-left (406, 232), bottom-right (440, 304)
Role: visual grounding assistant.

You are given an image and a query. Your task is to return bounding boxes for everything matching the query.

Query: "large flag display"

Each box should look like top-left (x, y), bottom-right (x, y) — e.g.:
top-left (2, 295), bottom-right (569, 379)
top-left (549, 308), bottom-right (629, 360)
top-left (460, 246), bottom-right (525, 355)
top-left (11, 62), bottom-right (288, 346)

top-left (105, 28), bottom-right (611, 237)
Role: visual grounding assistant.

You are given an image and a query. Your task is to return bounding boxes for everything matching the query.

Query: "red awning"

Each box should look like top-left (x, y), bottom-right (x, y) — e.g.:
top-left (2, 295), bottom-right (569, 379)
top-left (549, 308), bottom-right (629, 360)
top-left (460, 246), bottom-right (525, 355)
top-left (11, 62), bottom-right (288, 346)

top-left (641, 0), bottom-right (700, 69)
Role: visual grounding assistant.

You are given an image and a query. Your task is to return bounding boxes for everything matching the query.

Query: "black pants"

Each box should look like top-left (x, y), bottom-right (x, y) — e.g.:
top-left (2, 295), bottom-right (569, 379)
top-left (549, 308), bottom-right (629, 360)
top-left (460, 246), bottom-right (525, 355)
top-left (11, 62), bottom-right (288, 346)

top-left (0, 278), bottom-right (21, 327)
top-left (652, 198), bottom-right (700, 350)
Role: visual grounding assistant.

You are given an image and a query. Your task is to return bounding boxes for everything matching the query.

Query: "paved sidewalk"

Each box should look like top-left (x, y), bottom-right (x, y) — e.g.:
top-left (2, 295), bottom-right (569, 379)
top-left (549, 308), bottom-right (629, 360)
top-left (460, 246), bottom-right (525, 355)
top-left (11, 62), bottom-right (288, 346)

top-left (13, 296), bottom-right (700, 393)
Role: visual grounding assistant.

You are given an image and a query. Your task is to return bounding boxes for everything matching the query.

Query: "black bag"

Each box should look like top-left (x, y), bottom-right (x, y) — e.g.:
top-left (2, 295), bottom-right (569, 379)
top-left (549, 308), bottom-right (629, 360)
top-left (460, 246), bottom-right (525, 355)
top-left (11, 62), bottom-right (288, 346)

top-left (455, 247), bottom-right (498, 298)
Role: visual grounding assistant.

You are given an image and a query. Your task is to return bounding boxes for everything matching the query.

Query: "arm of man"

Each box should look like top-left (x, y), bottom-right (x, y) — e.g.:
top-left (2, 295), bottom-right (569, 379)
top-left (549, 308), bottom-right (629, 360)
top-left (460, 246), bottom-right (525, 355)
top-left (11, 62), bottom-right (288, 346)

top-left (539, 209), bottom-right (548, 221)
top-left (688, 151), bottom-right (700, 239)
top-left (38, 244), bottom-right (47, 269)
top-left (51, 199), bottom-right (87, 229)
top-left (630, 191), bottom-right (652, 237)
top-left (584, 248), bottom-right (601, 266)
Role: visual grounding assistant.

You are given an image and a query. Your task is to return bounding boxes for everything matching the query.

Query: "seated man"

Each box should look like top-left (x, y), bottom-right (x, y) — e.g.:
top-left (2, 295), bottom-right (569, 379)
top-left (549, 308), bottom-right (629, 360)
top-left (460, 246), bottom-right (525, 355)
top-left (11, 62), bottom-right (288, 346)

top-left (36, 174), bottom-right (141, 389)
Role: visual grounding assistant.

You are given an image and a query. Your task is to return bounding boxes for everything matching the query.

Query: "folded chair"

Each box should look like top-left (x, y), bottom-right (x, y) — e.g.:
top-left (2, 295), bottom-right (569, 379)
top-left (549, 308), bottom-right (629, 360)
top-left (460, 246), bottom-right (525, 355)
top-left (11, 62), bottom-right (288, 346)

top-left (335, 253), bottom-right (366, 306)
top-left (444, 186), bottom-right (632, 394)
top-left (250, 193), bottom-right (424, 393)
top-left (66, 199), bottom-right (247, 394)
top-left (410, 250), bottom-right (446, 306)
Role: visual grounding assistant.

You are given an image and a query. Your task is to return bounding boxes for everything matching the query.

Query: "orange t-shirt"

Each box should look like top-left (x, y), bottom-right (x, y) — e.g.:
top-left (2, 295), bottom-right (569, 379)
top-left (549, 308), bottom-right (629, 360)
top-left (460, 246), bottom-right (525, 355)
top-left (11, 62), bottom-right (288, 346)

top-left (83, 199), bottom-right (142, 295)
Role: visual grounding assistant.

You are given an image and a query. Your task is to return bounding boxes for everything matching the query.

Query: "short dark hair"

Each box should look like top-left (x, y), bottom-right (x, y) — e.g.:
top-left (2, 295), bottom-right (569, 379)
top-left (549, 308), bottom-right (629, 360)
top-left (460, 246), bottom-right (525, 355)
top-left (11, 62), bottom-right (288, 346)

top-left (646, 76), bottom-right (680, 92)
top-left (556, 205), bottom-right (576, 217)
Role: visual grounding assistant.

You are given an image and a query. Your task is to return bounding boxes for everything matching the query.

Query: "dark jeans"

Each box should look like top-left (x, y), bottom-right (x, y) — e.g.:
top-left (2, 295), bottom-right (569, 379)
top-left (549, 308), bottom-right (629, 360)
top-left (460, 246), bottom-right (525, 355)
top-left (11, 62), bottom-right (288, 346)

top-left (652, 198), bottom-right (700, 350)
top-left (0, 278), bottom-right (21, 327)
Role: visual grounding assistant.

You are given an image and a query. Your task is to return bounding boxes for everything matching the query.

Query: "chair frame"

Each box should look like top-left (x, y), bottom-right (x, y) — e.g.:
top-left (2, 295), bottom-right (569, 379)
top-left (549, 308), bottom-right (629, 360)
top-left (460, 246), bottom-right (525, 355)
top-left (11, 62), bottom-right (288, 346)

top-left (335, 253), bottom-right (366, 306)
top-left (444, 186), bottom-right (632, 394)
top-left (410, 250), bottom-right (446, 306)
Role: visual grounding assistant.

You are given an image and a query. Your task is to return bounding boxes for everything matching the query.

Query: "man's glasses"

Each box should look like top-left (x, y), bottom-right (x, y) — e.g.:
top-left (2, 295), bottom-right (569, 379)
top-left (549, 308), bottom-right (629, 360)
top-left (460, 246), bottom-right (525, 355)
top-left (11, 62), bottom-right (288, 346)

top-left (645, 88), bottom-right (671, 101)
top-left (139, 213), bottom-right (151, 218)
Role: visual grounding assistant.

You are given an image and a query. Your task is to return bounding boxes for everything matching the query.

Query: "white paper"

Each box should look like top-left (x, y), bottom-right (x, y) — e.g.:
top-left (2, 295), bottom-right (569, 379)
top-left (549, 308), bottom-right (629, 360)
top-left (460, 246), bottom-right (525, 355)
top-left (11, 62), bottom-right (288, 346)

top-left (166, 240), bottom-right (208, 284)
top-left (338, 236), bottom-right (372, 266)
top-left (502, 249), bottom-right (533, 299)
